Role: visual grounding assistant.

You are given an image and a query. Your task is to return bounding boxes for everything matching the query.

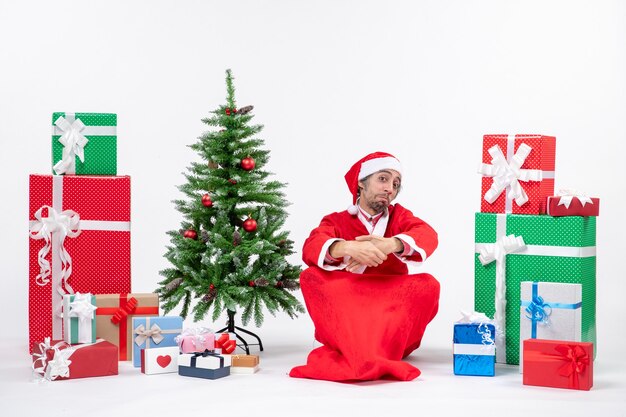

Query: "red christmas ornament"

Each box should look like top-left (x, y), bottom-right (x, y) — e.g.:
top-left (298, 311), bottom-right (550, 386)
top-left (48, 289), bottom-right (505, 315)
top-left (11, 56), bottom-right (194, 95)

top-left (248, 280), bottom-right (255, 287)
top-left (233, 108), bottom-right (238, 114)
top-left (201, 194), bottom-right (213, 207)
top-left (209, 284), bottom-right (215, 290)
top-left (225, 108), bottom-right (231, 116)
top-left (242, 217), bottom-right (257, 233)
top-left (240, 156), bottom-right (256, 171)
top-left (275, 281), bottom-right (284, 288)
top-left (228, 179), bottom-right (237, 185)
top-left (183, 229), bottom-right (198, 240)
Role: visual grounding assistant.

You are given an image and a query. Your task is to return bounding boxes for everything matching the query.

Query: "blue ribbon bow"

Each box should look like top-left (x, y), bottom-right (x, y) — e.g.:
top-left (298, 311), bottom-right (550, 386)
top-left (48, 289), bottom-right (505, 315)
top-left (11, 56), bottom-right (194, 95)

top-left (521, 282), bottom-right (582, 339)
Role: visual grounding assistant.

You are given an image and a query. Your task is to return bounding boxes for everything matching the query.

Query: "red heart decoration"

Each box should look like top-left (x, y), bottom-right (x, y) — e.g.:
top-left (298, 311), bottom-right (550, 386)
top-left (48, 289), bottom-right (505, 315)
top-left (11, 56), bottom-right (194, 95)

top-left (156, 355), bottom-right (172, 368)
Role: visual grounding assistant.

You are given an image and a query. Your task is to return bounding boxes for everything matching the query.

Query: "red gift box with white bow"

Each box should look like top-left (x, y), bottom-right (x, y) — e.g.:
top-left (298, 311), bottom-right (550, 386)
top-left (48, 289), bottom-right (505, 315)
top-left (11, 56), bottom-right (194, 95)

top-left (31, 338), bottom-right (118, 381)
top-left (478, 134), bottom-right (556, 214)
top-left (28, 175), bottom-right (131, 352)
top-left (523, 339), bottom-right (593, 391)
top-left (546, 191), bottom-right (600, 217)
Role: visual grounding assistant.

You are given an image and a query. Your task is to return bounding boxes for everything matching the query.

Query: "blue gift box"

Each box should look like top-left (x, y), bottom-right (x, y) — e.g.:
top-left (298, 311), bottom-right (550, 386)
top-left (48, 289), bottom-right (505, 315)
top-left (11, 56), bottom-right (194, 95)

top-left (453, 323), bottom-right (496, 376)
top-left (132, 316), bottom-right (183, 367)
top-left (178, 352), bottom-right (231, 380)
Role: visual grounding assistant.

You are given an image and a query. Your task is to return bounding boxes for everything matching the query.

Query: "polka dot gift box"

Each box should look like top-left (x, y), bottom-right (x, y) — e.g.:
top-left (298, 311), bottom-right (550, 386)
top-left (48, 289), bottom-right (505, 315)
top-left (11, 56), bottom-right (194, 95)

top-left (474, 212), bottom-right (596, 365)
top-left (28, 174), bottom-right (131, 352)
top-left (478, 134), bottom-right (556, 215)
top-left (51, 112), bottom-right (117, 175)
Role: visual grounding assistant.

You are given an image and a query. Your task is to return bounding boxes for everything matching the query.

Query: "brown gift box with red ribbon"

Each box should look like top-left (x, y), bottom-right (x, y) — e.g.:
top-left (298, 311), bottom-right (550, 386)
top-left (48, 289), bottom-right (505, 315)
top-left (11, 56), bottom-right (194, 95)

top-left (523, 339), bottom-right (593, 391)
top-left (95, 293), bottom-right (159, 361)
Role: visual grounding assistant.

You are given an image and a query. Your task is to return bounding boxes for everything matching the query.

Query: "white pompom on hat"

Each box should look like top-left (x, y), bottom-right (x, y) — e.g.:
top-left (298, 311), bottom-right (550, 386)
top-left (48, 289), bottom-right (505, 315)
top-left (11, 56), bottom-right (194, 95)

top-left (344, 151), bottom-right (403, 215)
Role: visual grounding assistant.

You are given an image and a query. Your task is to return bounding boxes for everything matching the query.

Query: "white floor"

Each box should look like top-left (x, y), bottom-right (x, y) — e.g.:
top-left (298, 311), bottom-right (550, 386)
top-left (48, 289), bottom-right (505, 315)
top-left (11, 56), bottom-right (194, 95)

top-left (2, 335), bottom-right (625, 417)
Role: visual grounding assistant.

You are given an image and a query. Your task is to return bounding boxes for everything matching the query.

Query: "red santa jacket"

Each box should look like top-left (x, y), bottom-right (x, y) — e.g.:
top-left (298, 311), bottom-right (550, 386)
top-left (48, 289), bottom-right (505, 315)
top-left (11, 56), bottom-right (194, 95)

top-left (302, 203), bottom-right (438, 275)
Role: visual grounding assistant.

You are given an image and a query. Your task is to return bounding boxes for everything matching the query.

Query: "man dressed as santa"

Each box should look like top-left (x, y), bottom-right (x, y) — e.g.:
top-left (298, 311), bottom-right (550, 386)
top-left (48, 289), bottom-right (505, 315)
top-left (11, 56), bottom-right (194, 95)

top-left (289, 151), bottom-right (440, 382)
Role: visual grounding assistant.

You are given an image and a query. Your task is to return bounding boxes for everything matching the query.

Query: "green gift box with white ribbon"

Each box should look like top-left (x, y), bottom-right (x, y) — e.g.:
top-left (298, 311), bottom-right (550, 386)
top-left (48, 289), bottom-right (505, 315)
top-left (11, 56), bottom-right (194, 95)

top-left (51, 112), bottom-right (117, 175)
top-left (474, 212), bottom-right (596, 365)
top-left (63, 293), bottom-right (97, 344)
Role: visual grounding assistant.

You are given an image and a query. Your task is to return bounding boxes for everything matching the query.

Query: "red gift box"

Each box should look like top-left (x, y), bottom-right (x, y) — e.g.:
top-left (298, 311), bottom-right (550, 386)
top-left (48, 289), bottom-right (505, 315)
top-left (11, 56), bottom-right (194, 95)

top-left (28, 175), bottom-right (131, 352)
top-left (479, 134), bottom-right (556, 214)
top-left (31, 338), bottom-right (118, 381)
top-left (546, 193), bottom-right (600, 217)
top-left (523, 339), bottom-right (593, 391)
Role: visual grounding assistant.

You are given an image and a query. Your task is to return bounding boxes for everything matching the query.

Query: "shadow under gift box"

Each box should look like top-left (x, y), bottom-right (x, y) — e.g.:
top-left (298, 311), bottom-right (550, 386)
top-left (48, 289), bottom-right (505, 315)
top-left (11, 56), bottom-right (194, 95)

top-left (95, 293), bottom-right (159, 361)
top-left (31, 339), bottom-right (118, 381)
top-left (28, 175), bottom-right (131, 352)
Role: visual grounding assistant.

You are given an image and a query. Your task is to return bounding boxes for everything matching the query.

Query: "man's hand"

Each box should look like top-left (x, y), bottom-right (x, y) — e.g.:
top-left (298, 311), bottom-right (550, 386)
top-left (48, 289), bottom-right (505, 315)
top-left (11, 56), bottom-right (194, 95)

top-left (355, 235), bottom-right (403, 255)
top-left (329, 240), bottom-right (387, 272)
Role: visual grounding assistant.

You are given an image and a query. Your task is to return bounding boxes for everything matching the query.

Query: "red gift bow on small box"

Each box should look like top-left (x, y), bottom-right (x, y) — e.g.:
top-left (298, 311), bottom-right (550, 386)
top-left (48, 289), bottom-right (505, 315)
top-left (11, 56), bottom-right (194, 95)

top-left (215, 333), bottom-right (236, 354)
top-left (554, 344), bottom-right (590, 390)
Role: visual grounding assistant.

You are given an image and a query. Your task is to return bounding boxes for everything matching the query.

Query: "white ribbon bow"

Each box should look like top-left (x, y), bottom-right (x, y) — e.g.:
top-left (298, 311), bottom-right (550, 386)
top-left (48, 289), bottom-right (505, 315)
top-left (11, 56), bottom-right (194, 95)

top-left (29, 206), bottom-right (81, 293)
top-left (134, 323), bottom-right (164, 346)
top-left (68, 292), bottom-right (97, 322)
top-left (32, 338), bottom-right (73, 381)
top-left (478, 144), bottom-right (543, 207)
top-left (53, 116), bottom-right (89, 175)
top-left (556, 189), bottom-right (594, 209)
top-left (456, 310), bottom-right (492, 324)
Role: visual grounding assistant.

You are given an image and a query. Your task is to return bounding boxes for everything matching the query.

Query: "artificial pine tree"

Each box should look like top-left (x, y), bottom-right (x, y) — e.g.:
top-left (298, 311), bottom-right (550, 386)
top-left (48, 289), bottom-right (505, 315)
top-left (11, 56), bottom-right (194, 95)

top-left (157, 69), bottom-right (304, 340)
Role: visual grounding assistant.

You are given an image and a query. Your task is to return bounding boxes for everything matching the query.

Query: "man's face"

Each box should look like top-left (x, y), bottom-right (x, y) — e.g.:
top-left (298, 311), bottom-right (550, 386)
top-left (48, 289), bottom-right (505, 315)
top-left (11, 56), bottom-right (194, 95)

top-left (358, 169), bottom-right (402, 214)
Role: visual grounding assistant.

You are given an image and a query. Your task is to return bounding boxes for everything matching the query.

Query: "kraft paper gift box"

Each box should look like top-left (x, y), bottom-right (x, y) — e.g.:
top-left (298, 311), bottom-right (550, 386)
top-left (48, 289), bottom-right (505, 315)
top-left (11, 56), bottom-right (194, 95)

top-left (51, 112), bottom-right (117, 175)
top-left (63, 292), bottom-right (97, 344)
top-left (32, 338), bottom-right (118, 381)
top-left (453, 322), bottom-right (496, 377)
top-left (141, 346), bottom-right (179, 375)
top-left (178, 352), bottom-right (231, 380)
top-left (474, 212), bottom-right (596, 365)
top-left (228, 354), bottom-right (260, 374)
top-left (523, 339), bottom-right (593, 391)
top-left (175, 327), bottom-right (215, 353)
top-left (28, 174), bottom-right (131, 352)
top-left (132, 316), bottom-right (183, 367)
top-left (95, 293), bottom-right (159, 361)
top-left (546, 191), bottom-right (600, 217)
top-left (519, 281), bottom-right (582, 372)
top-left (478, 134), bottom-right (556, 215)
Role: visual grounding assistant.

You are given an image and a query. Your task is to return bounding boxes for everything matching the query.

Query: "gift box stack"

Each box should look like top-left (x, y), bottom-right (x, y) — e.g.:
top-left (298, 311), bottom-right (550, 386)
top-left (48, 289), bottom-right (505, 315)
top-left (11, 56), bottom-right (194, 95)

top-left (27, 112), bottom-right (182, 381)
top-left (172, 328), bottom-right (260, 379)
top-left (471, 133), bottom-right (597, 390)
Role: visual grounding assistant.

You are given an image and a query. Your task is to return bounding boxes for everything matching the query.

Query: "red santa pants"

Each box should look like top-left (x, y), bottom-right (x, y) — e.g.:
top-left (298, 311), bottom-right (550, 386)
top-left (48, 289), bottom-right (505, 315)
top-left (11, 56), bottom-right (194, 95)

top-left (289, 267), bottom-right (440, 382)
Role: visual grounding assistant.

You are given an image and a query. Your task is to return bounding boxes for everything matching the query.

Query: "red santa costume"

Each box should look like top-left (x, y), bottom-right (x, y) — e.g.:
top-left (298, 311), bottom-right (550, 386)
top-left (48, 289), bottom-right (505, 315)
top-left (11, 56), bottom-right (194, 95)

top-left (289, 152), bottom-right (440, 382)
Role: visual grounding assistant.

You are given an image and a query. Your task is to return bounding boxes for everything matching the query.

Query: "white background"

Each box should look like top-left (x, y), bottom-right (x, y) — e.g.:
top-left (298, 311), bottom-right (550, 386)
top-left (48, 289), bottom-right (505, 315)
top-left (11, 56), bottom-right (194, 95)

top-left (1, 0), bottom-right (625, 415)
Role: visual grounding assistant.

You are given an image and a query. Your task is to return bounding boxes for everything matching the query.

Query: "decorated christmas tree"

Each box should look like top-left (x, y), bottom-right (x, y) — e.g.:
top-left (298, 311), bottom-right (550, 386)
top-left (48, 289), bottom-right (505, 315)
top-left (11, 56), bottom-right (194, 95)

top-left (156, 69), bottom-right (304, 329)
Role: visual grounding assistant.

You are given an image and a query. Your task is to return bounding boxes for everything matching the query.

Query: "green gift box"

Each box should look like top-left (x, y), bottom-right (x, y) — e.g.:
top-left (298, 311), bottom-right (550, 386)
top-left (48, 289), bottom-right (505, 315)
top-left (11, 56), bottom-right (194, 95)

top-left (474, 212), bottom-right (596, 365)
top-left (52, 112), bottom-right (117, 175)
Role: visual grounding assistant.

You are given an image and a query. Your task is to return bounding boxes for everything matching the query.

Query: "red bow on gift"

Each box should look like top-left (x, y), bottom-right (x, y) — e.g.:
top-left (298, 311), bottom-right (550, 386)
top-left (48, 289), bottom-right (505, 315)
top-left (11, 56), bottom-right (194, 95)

top-left (215, 333), bottom-right (237, 354)
top-left (110, 297), bottom-right (138, 325)
top-left (554, 344), bottom-right (590, 389)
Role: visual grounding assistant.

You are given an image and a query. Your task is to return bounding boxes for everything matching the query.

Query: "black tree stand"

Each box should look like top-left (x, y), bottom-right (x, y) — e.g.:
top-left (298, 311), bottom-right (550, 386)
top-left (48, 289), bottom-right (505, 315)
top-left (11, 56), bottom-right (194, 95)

top-left (216, 309), bottom-right (264, 355)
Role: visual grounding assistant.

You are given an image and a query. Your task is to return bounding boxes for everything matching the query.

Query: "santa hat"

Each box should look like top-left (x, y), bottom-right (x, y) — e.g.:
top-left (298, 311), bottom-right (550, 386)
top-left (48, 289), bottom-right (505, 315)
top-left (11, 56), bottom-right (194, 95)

top-left (344, 151), bottom-right (403, 215)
